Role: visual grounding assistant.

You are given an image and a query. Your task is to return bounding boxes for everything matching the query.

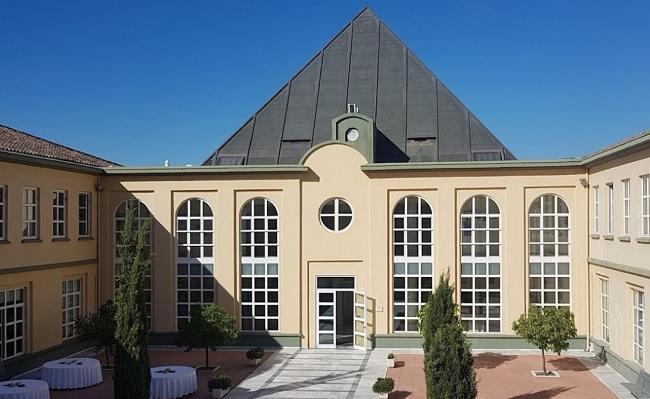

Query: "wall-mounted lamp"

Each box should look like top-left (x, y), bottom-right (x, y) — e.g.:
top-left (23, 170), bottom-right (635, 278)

top-left (579, 178), bottom-right (589, 187)
top-left (95, 183), bottom-right (104, 192)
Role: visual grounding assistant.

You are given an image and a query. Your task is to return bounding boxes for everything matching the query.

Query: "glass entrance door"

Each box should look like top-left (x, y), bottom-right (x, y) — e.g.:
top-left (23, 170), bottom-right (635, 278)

top-left (316, 276), bottom-right (359, 349)
top-left (316, 289), bottom-right (336, 348)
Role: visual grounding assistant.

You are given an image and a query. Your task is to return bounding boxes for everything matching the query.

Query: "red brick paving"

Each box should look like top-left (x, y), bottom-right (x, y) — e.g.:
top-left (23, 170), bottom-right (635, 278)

top-left (386, 353), bottom-right (618, 399)
top-left (48, 348), bottom-right (271, 399)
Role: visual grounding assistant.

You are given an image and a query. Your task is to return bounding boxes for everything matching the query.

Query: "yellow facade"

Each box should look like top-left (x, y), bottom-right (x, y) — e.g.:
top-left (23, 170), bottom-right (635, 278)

top-left (1, 129), bottom-right (650, 385)
top-left (0, 161), bottom-right (98, 363)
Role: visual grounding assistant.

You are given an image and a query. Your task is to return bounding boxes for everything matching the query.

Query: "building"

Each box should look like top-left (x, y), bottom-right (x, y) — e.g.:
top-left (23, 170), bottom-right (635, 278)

top-left (1, 6), bottom-right (649, 392)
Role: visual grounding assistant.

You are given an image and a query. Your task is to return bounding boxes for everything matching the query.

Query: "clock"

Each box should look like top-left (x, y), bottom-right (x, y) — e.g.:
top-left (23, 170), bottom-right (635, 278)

top-left (346, 128), bottom-right (359, 142)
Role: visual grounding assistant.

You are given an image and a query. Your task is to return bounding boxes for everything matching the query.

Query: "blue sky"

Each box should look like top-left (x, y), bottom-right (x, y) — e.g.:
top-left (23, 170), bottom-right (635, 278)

top-left (1, 1), bottom-right (648, 166)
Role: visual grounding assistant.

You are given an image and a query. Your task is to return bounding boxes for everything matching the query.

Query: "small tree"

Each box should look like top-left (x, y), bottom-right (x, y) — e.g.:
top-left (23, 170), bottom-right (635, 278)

top-left (512, 306), bottom-right (578, 375)
top-left (177, 304), bottom-right (239, 369)
top-left (75, 300), bottom-right (116, 367)
top-left (114, 207), bottom-right (151, 399)
top-left (426, 323), bottom-right (477, 399)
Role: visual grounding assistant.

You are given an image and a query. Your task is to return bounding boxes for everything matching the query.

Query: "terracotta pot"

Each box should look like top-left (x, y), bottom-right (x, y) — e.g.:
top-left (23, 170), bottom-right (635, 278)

top-left (248, 358), bottom-right (261, 366)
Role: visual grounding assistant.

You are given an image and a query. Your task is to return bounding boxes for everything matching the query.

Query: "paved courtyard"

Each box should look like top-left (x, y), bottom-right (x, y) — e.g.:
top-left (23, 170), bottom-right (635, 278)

top-left (17, 347), bottom-right (271, 399)
top-left (12, 348), bottom-right (638, 398)
top-left (386, 352), bottom-right (631, 399)
top-left (229, 348), bottom-right (372, 398)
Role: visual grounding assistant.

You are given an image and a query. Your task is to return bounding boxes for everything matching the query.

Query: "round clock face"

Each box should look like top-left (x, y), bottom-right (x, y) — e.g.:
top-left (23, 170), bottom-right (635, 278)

top-left (346, 128), bottom-right (359, 142)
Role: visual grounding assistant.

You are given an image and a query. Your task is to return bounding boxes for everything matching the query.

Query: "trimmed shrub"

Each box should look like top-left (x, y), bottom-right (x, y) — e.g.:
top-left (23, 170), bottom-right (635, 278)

top-left (372, 377), bottom-right (395, 394)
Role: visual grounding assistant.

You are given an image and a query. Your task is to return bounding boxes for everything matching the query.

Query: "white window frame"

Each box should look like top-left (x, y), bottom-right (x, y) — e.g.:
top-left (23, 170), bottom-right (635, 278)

top-left (319, 198), bottom-right (353, 232)
top-left (22, 187), bottom-right (38, 239)
top-left (52, 190), bottom-right (66, 239)
top-left (176, 198), bottom-right (214, 329)
top-left (392, 196), bottom-right (433, 333)
top-left (593, 186), bottom-right (599, 234)
top-left (600, 278), bottom-right (609, 343)
top-left (529, 194), bottom-right (571, 309)
top-left (460, 195), bottom-right (502, 333)
top-left (607, 183), bottom-right (614, 235)
top-left (114, 199), bottom-right (153, 322)
top-left (78, 192), bottom-right (91, 237)
top-left (0, 185), bottom-right (5, 241)
top-left (0, 287), bottom-right (25, 360)
top-left (642, 176), bottom-right (650, 237)
top-left (634, 289), bottom-right (645, 365)
top-left (62, 279), bottom-right (82, 339)
top-left (240, 198), bottom-right (279, 332)
top-left (623, 179), bottom-right (631, 236)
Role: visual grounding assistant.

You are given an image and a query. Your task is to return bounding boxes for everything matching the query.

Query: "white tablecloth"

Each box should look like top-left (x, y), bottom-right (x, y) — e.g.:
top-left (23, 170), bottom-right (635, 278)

top-left (41, 357), bottom-right (103, 389)
top-left (150, 366), bottom-right (197, 399)
top-left (0, 380), bottom-right (49, 399)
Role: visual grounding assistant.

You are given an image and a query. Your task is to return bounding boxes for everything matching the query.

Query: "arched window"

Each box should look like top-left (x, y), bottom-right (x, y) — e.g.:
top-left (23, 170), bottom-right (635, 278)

top-left (114, 199), bottom-right (152, 321)
top-left (528, 194), bottom-right (570, 309)
top-left (176, 198), bottom-right (214, 329)
top-left (393, 196), bottom-right (433, 332)
top-left (460, 195), bottom-right (501, 333)
top-left (240, 198), bottom-right (279, 332)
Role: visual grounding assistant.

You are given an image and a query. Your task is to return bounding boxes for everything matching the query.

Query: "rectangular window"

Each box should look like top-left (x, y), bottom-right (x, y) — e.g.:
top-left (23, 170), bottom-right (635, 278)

top-left (624, 179), bottom-right (631, 236)
top-left (593, 186), bottom-right (599, 233)
top-left (0, 185), bottom-right (5, 241)
top-left (0, 288), bottom-right (25, 360)
top-left (62, 279), bottom-right (82, 339)
top-left (642, 176), bottom-right (650, 236)
top-left (240, 262), bottom-right (279, 331)
top-left (394, 262), bottom-right (433, 332)
top-left (52, 190), bottom-right (66, 238)
top-left (22, 187), bottom-right (38, 239)
top-left (607, 183), bottom-right (614, 235)
top-left (78, 193), bottom-right (90, 237)
top-left (601, 279), bottom-right (609, 343)
top-left (634, 289), bottom-right (645, 365)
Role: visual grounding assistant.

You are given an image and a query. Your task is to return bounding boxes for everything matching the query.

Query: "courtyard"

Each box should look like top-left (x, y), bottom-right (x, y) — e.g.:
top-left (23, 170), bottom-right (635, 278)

top-left (386, 353), bottom-right (625, 399)
top-left (10, 348), bottom-right (636, 399)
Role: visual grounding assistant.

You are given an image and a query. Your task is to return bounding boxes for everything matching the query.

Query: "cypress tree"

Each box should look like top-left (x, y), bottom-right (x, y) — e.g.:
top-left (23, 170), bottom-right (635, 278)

top-left (114, 206), bottom-right (151, 399)
top-left (426, 323), bottom-right (477, 399)
top-left (420, 272), bottom-right (457, 396)
top-left (420, 272), bottom-right (457, 351)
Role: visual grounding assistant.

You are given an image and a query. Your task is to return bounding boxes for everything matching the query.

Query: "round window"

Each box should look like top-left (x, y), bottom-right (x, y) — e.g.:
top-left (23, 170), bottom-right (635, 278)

top-left (319, 198), bottom-right (353, 232)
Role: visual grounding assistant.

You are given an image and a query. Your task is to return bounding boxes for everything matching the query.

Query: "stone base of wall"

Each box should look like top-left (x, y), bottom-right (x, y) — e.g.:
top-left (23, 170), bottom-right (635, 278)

top-left (149, 332), bottom-right (302, 348)
top-left (374, 333), bottom-right (588, 350)
top-left (591, 338), bottom-right (650, 397)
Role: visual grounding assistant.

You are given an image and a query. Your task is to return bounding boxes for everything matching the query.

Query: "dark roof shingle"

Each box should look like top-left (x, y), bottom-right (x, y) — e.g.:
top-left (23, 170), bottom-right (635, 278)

top-left (0, 124), bottom-right (118, 167)
top-left (203, 7), bottom-right (515, 166)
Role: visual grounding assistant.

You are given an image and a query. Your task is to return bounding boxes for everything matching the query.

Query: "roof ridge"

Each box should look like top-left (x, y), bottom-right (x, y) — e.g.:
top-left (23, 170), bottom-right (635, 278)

top-left (0, 123), bottom-right (120, 167)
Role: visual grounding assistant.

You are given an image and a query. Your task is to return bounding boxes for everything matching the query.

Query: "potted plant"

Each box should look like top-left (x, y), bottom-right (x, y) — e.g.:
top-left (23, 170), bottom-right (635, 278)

top-left (386, 353), bottom-right (395, 368)
top-left (246, 346), bottom-right (264, 366)
top-left (372, 377), bottom-right (394, 399)
top-left (207, 374), bottom-right (232, 398)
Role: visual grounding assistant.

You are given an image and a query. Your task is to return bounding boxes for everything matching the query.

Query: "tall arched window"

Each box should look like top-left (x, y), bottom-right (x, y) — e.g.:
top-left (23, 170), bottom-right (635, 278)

top-left (114, 199), bottom-right (152, 321)
top-left (529, 194), bottom-right (570, 309)
top-left (176, 199), bottom-right (214, 329)
top-left (240, 198), bottom-right (279, 332)
top-left (393, 196), bottom-right (433, 332)
top-left (460, 195), bottom-right (501, 333)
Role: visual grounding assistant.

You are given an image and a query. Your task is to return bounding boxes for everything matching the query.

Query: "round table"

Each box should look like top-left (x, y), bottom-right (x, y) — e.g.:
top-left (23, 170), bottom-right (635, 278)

top-left (150, 366), bottom-right (197, 399)
top-left (0, 380), bottom-right (49, 399)
top-left (41, 358), bottom-right (103, 389)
